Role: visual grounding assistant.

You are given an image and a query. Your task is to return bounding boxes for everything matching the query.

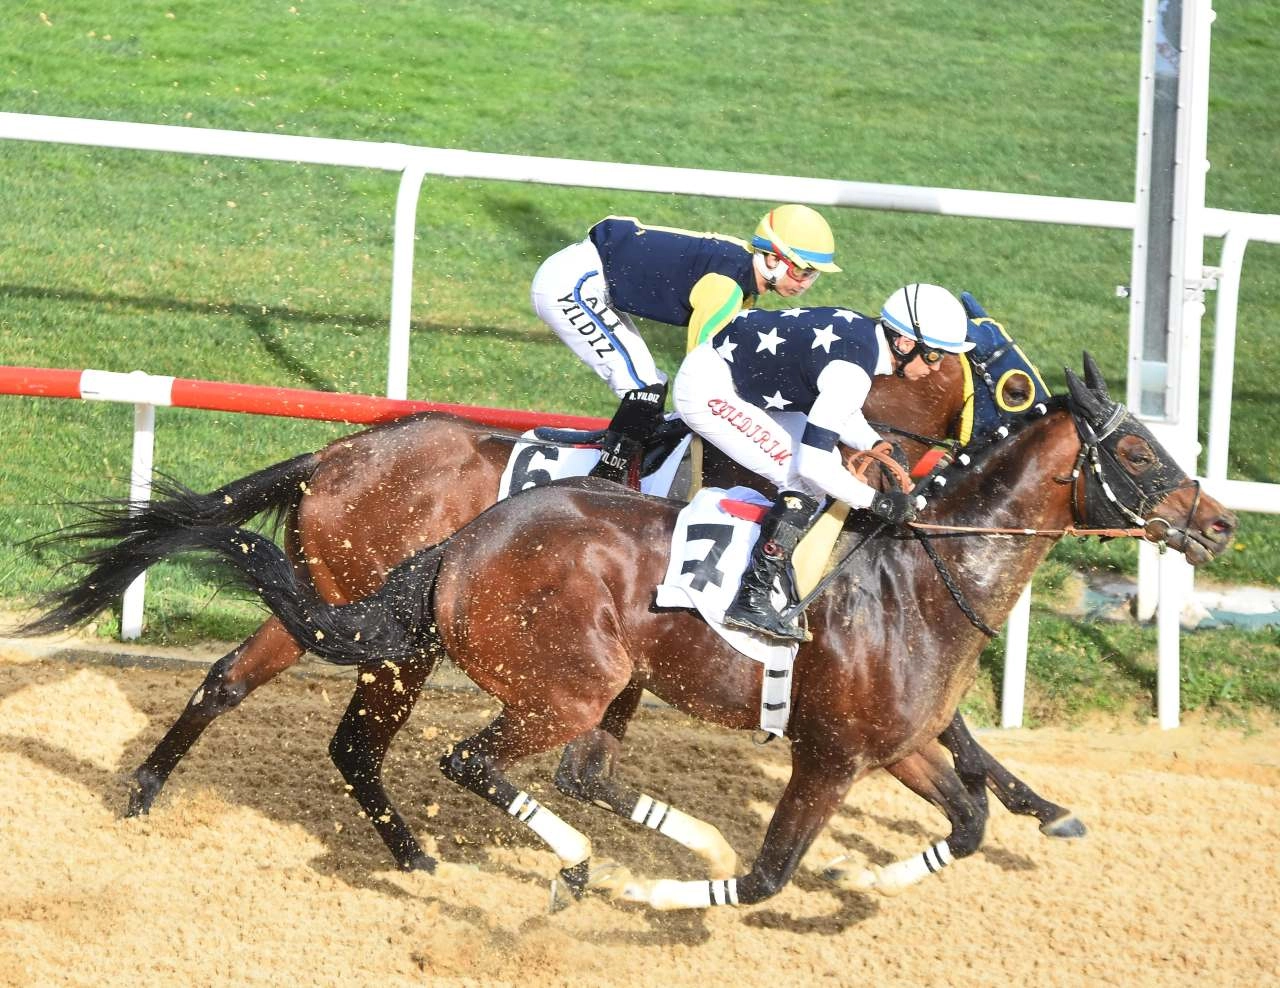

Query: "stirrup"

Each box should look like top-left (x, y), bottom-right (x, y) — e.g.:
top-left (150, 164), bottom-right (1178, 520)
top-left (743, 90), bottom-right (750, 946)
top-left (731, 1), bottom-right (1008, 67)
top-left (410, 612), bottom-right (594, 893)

top-left (722, 605), bottom-right (811, 643)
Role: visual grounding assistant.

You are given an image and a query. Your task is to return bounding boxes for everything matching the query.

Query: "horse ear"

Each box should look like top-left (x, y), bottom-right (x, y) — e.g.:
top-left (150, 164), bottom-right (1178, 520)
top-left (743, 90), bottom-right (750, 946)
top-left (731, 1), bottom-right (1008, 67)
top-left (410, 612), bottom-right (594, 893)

top-left (1081, 351), bottom-right (1109, 396)
top-left (1065, 367), bottom-right (1107, 422)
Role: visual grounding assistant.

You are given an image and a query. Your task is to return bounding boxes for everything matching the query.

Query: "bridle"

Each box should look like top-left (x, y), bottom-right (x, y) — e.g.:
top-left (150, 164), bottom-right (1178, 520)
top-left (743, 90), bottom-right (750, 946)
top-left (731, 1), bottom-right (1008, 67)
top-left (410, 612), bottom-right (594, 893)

top-left (795, 395), bottom-right (1202, 639)
top-left (911, 396), bottom-right (1200, 546)
top-left (1065, 399), bottom-right (1203, 547)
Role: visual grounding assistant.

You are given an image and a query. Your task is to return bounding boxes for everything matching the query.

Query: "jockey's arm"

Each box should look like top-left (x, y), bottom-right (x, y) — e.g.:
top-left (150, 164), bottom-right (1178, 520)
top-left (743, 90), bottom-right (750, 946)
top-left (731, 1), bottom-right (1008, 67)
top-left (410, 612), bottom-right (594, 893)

top-left (685, 273), bottom-right (747, 351)
top-left (792, 361), bottom-right (881, 509)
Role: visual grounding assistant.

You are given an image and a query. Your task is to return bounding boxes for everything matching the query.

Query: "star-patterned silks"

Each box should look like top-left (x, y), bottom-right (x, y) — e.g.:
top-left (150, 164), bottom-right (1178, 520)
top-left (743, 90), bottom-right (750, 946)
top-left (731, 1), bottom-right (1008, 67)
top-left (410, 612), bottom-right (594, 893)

top-left (832, 309), bottom-right (858, 323)
top-left (762, 390), bottom-right (792, 410)
top-left (780, 308), bottom-right (808, 318)
top-left (811, 323), bottom-right (840, 353)
top-left (716, 337), bottom-right (739, 362)
top-left (756, 328), bottom-right (784, 354)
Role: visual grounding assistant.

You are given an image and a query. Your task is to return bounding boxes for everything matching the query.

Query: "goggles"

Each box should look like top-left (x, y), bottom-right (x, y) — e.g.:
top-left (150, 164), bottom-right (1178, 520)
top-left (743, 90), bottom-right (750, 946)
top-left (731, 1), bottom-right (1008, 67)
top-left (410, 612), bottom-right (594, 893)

top-left (779, 255), bottom-right (820, 283)
top-left (891, 331), bottom-right (948, 366)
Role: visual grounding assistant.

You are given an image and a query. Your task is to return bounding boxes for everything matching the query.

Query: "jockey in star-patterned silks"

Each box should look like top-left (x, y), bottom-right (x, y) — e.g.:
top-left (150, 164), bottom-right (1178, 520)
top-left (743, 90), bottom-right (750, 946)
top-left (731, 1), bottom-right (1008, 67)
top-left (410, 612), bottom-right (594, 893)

top-left (672, 283), bottom-right (975, 642)
top-left (530, 205), bottom-right (840, 484)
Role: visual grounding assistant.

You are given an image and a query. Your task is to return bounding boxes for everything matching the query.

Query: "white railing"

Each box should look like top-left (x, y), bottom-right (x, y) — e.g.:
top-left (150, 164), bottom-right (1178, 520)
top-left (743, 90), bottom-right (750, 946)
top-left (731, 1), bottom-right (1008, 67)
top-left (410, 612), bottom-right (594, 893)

top-left (2, 111), bottom-right (1278, 726)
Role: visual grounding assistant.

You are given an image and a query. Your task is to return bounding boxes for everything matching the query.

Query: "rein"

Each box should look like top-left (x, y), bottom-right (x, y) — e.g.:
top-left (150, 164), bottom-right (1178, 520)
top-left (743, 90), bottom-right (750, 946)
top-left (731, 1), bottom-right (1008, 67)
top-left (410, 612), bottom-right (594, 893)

top-left (795, 394), bottom-right (1194, 639)
top-left (907, 521), bottom-right (1149, 539)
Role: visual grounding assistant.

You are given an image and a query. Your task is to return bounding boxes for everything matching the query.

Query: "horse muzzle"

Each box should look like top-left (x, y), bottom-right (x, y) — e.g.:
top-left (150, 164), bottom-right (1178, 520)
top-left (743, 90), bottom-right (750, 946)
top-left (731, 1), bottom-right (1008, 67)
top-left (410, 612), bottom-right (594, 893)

top-left (1145, 505), bottom-right (1238, 567)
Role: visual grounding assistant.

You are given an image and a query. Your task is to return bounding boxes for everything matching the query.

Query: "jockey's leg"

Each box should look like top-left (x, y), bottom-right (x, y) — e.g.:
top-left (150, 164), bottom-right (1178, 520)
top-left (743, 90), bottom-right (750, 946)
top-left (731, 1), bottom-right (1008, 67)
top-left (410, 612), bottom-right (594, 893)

top-left (723, 491), bottom-right (820, 642)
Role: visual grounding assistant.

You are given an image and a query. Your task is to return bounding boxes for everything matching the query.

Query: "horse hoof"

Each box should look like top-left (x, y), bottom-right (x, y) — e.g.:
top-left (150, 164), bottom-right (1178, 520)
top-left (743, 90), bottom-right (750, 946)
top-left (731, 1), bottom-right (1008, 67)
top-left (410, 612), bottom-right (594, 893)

top-left (548, 860), bottom-right (592, 913)
top-left (822, 858), bottom-right (899, 895)
top-left (125, 769), bottom-right (163, 817)
top-left (397, 851), bottom-right (438, 874)
top-left (548, 878), bottom-right (577, 913)
top-left (1040, 813), bottom-right (1087, 839)
top-left (586, 860), bottom-right (634, 897)
top-left (124, 786), bottom-right (154, 818)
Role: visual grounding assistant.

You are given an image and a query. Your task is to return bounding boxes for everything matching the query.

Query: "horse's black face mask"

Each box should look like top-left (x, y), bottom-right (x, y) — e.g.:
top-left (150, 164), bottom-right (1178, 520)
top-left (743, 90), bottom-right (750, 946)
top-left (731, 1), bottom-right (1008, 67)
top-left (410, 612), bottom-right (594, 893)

top-left (1064, 365), bottom-right (1198, 538)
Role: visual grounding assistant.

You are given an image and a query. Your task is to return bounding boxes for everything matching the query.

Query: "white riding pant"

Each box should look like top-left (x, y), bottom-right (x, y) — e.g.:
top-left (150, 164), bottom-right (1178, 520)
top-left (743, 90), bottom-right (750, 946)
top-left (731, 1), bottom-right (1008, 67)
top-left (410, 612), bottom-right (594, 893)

top-left (530, 238), bottom-right (666, 398)
top-left (674, 344), bottom-right (809, 495)
top-left (674, 344), bottom-right (879, 508)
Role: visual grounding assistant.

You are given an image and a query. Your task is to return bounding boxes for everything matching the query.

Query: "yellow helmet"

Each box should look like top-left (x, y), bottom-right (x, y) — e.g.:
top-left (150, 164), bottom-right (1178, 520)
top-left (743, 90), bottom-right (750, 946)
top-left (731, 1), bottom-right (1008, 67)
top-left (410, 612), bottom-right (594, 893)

top-left (750, 204), bottom-right (841, 273)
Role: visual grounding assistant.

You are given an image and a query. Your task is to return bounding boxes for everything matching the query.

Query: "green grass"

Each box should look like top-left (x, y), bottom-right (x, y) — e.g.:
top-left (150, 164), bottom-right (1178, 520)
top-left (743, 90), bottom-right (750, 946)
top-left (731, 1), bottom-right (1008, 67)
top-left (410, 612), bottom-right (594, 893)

top-left (2, 2), bottom-right (1278, 724)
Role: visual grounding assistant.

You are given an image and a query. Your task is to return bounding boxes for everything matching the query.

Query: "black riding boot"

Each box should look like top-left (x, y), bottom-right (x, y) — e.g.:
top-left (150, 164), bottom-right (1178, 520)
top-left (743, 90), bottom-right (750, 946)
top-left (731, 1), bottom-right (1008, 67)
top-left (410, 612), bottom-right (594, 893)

top-left (723, 491), bottom-right (820, 642)
top-left (588, 382), bottom-right (667, 487)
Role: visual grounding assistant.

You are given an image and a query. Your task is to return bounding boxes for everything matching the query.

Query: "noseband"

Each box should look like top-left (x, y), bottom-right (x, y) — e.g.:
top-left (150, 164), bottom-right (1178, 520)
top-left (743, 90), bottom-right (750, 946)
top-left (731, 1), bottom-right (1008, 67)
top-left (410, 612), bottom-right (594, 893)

top-left (1068, 400), bottom-right (1201, 548)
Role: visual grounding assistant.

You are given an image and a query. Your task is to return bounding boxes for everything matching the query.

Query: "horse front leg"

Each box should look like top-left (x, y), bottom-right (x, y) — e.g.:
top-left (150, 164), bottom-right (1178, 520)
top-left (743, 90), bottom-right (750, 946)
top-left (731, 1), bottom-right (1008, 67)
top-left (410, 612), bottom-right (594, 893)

top-left (825, 740), bottom-right (984, 896)
top-left (940, 713), bottom-right (1086, 838)
top-left (328, 647), bottom-right (436, 871)
top-left (553, 682), bottom-right (737, 878)
top-left (127, 617), bottom-right (304, 816)
top-left (612, 748), bottom-right (856, 909)
top-left (440, 708), bottom-right (603, 908)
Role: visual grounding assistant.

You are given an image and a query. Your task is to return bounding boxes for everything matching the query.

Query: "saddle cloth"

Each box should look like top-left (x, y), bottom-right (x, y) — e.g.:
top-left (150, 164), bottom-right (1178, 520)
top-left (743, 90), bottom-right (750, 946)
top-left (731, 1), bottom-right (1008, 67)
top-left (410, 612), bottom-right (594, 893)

top-left (655, 486), bottom-right (800, 738)
top-left (496, 428), bottom-right (691, 501)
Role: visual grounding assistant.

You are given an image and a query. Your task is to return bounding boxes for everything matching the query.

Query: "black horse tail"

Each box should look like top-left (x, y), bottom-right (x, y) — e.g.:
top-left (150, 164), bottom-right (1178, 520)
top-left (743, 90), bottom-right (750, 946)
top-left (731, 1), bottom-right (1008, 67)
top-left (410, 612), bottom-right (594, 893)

top-left (18, 517), bottom-right (444, 667)
top-left (15, 453), bottom-right (321, 636)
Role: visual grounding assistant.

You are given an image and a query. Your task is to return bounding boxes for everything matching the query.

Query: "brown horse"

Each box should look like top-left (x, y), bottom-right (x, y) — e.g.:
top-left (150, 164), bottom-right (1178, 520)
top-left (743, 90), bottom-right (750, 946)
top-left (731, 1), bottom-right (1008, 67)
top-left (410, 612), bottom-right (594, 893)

top-left (22, 300), bottom-right (1079, 874)
top-left (20, 356), bottom-right (1237, 908)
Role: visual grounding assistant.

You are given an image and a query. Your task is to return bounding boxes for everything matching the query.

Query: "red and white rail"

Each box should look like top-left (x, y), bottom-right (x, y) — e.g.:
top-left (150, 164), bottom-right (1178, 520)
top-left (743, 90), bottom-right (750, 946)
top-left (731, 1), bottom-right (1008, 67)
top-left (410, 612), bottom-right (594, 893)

top-left (1, 364), bottom-right (606, 639)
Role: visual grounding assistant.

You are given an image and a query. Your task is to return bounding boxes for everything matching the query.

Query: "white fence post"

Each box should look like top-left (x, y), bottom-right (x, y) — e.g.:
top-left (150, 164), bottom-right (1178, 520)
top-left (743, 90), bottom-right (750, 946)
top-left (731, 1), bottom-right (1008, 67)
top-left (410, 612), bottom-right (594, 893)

top-left (1000, 583), bottom-right (1032, 728)
top-left (119, 402), bottom-right (156, 640)
top-left (387, 161), bottom-right (427, 400)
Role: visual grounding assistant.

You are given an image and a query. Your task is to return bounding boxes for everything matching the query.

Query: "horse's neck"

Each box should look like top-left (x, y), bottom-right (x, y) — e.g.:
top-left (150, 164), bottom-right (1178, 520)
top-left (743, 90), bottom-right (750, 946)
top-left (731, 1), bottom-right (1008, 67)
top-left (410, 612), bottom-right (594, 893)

top-left (916, 409), bottom-right (1079, 611)
top-left (828, 410), bottom-right (1079, 630)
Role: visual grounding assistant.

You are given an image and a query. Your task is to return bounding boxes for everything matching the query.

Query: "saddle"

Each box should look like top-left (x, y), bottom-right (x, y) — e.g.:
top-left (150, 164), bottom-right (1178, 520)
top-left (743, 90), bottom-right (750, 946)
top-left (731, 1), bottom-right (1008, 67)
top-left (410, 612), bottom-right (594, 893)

top-left (530, 417), bottom-right (693, 485)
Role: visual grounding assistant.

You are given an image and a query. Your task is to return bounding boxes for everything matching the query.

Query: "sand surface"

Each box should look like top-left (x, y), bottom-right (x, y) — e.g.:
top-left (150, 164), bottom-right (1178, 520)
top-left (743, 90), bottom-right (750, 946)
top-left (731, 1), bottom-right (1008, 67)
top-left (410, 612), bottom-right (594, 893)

top-left (1, 637), bottom-right (1277, 988)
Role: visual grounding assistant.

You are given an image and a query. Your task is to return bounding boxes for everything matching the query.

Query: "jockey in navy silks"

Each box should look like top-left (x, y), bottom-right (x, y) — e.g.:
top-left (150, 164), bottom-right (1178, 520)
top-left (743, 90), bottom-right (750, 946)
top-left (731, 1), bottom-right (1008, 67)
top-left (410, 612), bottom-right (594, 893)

top-left (672, 283), bottom-right (975, 642)
top-left (531, 205), bottom-right (840, 483)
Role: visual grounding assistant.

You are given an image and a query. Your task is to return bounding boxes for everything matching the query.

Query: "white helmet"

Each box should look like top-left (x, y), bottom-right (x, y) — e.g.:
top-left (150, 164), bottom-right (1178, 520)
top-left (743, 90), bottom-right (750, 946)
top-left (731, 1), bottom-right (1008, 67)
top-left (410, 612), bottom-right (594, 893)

top-left (880, 283), bottom-right (974, 353)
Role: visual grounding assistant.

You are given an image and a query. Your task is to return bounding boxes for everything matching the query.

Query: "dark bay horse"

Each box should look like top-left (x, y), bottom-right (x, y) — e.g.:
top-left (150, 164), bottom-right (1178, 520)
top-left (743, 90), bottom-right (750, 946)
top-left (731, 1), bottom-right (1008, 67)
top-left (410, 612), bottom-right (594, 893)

top-left (22, 298), bottom-right (1080, 873)
top-left (20, 357), bottom-right (1237, 908)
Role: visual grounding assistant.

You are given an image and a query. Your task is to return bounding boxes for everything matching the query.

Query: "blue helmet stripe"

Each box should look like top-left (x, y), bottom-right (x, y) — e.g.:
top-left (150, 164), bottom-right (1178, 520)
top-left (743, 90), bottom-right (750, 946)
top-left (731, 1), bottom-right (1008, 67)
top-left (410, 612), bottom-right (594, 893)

top-left (750, 235), bottom-right (834, 267)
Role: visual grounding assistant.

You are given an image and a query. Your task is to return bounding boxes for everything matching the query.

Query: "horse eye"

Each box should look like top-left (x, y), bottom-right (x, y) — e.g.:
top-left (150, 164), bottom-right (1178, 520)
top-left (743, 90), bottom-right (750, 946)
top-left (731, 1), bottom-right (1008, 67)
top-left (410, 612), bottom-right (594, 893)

top-left (1003, 383), bottom-right (1030, 405)
top-left (1127, 444), bottom-right (1156, 469)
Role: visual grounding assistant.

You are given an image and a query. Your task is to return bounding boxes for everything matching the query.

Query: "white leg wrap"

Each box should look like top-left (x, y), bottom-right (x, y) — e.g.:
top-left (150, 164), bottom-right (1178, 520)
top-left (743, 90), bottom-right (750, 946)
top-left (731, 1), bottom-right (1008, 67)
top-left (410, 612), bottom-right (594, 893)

top-left (630, 796), bottom-right (738, 878)
top-left (508, 791), bottom-right (591, 867)
top-left (624, 877), bottom-right (741, 910)
top-left (869, 840), bottom-right (954, 894)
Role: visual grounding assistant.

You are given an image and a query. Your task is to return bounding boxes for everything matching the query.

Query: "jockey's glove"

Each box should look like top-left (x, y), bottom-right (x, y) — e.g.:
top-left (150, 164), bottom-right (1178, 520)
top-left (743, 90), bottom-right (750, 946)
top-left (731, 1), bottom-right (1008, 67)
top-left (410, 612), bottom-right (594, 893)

top-left (867, 490), bottom-right (917, 525)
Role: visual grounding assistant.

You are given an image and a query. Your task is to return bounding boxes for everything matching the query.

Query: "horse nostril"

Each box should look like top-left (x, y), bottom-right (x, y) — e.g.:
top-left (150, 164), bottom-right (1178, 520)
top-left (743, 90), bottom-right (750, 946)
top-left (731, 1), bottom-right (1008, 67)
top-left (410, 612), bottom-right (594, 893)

top-left (1209, 517), bottom-right (1234, 537)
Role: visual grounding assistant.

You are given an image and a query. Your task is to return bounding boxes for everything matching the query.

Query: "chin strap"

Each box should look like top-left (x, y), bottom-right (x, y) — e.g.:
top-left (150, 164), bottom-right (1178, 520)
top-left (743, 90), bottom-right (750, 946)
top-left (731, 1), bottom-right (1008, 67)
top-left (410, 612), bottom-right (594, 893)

top-left (752, 252), bottom-right (781, 291)
top-left (883, 322), bottom-right (915, 378)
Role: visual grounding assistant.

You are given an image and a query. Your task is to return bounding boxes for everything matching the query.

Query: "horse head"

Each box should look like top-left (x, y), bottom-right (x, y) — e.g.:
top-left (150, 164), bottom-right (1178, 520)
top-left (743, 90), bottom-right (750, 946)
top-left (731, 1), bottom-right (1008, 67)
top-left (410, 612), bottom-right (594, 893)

top-left (956, 292), bottom-right (1053, 445)
top-left (1063, 353), bottom-right (1236, 566)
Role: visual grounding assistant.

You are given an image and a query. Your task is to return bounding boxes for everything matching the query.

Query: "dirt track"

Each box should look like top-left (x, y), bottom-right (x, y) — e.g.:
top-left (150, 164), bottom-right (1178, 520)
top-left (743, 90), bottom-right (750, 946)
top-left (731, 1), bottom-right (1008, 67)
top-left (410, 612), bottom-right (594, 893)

top-left (1, 638), bottom-right (1277, 988)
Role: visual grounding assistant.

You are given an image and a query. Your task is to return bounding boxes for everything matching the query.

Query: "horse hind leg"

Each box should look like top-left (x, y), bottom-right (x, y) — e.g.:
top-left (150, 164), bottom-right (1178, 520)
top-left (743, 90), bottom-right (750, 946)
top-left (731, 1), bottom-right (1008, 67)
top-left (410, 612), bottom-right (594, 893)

top-left (127, 617), bottom-right (304, 817)
top-left (328, 647), bottom-right (437, 872)
top-left (939, 712), bottom-right (1086, 839)
top-left (825, 742), bottom-right (985, 897)
top-left (553, 685), bottom-right (737, 878)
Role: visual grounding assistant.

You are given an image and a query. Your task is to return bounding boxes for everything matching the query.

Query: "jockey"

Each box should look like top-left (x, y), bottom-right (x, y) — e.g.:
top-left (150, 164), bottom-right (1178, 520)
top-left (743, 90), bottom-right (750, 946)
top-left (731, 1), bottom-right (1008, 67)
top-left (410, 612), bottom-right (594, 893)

top-left (530, 205), bottom-right (840, 483)
top-left (672, 283), bottom-right (974, 641)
